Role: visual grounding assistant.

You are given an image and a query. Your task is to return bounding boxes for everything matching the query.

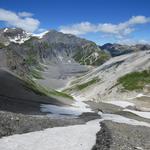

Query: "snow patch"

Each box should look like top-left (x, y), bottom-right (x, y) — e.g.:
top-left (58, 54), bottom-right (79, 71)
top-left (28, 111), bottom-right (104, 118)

top-left (0, 119), bottom-right (100, 150)
top-left (123, 109), bottom-right (150, 119)
top-left (4, 28), bottom-right (8, 32)
top-left (8, 32), bottom-right (31, 44)
top-left (58, 56), bottom-right (63, 61)
top-left (40, 104), bottom-right (91, 116)
top-left (40, 95), bottom-right (92, 116)
top-left (68, 60), bottom-right (71, 63)
top-left (128, 93), bottom-right (150, 100)
top-left (92, 52), bottom-right (99, 58)
top-left (104, 101), bottom-right (135, 108)
top-left (32, 31), bottom-right (49, 39)
top-left (100, 113), bottom-right (150, 127)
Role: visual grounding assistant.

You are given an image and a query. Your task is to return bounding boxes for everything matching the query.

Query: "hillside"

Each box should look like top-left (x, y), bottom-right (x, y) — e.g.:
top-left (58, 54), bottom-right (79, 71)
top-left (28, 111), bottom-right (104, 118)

top-left (64, 50), bottom-right (150, 110)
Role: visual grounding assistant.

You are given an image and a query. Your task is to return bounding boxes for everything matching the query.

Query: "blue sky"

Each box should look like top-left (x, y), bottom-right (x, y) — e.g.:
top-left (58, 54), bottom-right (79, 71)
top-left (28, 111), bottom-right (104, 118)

top-left (0, 0), bottom-right (150, 45)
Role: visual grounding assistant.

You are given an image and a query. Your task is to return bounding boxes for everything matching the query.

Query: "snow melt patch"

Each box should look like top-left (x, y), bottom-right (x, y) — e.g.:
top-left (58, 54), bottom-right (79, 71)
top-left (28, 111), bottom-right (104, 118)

top-left (41, 95), bottom-right (92, 116)
top-left (40, 104), bottom-right (91, 116)
top-left (72, 94), bottom-right (93, 113)
top-left (8, 32), bottom-right (31, 44)
top-left (0, 119), bottom-right (100, 150)
top-left (128, 93), bottom-right (150, 100)
top-left (100, 113), bottom-right (150, 127)
top-left (4, 28), bottom-right (8, 32)
top-left (40, 99), bottom-right (92, 116)
top-left (104, 101), bottom-right (135, 108)
top-left (123, 109), bottom-right (150, 119)
top-left (32, 31), bottom-right (49, 39)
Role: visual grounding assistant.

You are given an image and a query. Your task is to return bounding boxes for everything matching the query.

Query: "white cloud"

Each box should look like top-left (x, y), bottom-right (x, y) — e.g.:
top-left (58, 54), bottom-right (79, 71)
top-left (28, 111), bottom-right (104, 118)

top-left (59, 16), bottom-right (150, 38)
top-left (0, 8), bottom-right (40, 32)
top-left (128, 16), bottom-right (150, 24)
top-left (60, 22), bottom-right (97, 35)
top-left (117, 38), bottom-right (150, 45)
top-left (18, 12), bottom-right (33, 17)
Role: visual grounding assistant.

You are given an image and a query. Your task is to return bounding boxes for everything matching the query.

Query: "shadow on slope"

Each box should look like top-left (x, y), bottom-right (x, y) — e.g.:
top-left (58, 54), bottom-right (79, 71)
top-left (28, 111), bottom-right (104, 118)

top-left (0, 69), bottom-right (72, 114)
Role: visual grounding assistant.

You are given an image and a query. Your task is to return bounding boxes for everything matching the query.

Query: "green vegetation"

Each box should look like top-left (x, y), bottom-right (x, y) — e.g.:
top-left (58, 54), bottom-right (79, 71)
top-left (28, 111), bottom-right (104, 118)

top-left (24, 78), bottom-right (73, 99)
top-left (76, 77), bottom-right (100, 90)
top-left (92, 51), bottom-right (110, 66)
top-left (73, 46), bottom-right (110, 66)
top-left (118, 70), bottom-right (150, 91)
top-left (23, 37), bottom-right (38, 47)
top-left (36, 64), bottom-right (45, 71)
top-left (0, 43), bottom-right (5, 49)
top-left (25, 50), bottom-right (37, 65)
top-left (49, 90), bottom-right (73, 99)
top-left (30, 69), bottom-right (43, 79)
top-left (63, 76), bottom-right (101, 92)
top-left (23, 78), bottom-right (48, 96)
top-left (41, 42), bottom-right (49, 49)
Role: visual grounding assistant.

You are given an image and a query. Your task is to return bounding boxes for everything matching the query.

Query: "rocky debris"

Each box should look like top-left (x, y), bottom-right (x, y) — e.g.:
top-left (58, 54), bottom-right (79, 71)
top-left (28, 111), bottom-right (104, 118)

top-left (79, 112), bottom-right (101, 122)
top-left (88, 100), bottom-right (150, 150)
top-left (0, 110), bottom-right (100, 138)
top-left (100, 120), bottom-right (150, 150)
top-left (92, 122), bottom-right (112, 150)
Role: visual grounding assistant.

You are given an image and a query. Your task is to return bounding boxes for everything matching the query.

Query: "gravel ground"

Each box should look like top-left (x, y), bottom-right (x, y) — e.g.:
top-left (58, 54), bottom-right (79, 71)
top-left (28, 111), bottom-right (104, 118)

top-left (101, 120), bottom-right (150, 150)
top-left (92, 120), bottom-right (150, 150)
top-left (0, 111), bottom-right (100, 138)
top-left (92, 122), bottom-right (112, 150)
top-left (0, 100), bottom-right (150, 150)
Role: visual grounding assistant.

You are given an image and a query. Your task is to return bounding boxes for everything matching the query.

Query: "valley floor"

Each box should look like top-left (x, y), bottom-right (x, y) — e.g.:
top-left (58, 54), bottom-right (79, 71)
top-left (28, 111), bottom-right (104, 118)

top-left (0, 96), bottom-right (150, 150)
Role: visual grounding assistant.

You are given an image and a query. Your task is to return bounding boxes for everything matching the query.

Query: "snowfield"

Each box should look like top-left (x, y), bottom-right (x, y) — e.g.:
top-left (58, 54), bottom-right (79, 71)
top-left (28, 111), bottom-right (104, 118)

top-left (40, 95), bottom-right (92, 116)
top-left (123, 109), bottom-right (150, 119)
top-left (99, 113), bottom-right (150, 127)
top-left (0, 119), bottom-right (100, 150)
top-left (104, 101), bottom-right (135, 108)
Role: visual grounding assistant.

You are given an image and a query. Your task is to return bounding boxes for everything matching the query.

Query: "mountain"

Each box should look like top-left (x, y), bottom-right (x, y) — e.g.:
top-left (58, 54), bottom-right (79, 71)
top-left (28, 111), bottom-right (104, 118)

top-left (100, 43), bottom-right (150, 57)
top-left (0, 28), bottom-right (31, 45)
top-left (0, 28), bottom-right (110, 78)
top-left (0, 27), bottom-right (110, 113)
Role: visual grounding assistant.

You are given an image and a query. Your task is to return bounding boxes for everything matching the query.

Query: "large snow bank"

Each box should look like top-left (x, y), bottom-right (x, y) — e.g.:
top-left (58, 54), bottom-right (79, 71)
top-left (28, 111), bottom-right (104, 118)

top-left (0, 119), bottom-right (100, 150)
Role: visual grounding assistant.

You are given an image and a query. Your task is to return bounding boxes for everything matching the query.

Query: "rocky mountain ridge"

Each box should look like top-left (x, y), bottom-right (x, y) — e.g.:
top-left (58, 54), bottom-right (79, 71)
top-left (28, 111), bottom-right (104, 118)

top-left (0, 28), bottom-right (110, 80)
top-left (100, 43), bottom-right (150, 57)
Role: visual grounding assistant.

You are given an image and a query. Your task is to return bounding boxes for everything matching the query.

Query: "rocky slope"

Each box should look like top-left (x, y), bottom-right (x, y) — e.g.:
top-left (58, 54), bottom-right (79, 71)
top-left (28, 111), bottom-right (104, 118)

top-left (100, 43), bottom-right (150, 57)
top-left (64, 50), bottom-right (150, 110)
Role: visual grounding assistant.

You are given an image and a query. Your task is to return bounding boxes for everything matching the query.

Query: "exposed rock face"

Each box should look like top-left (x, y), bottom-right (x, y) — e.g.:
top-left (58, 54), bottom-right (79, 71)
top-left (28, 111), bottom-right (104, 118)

top-left (100, 43), bottom-right (150, 57)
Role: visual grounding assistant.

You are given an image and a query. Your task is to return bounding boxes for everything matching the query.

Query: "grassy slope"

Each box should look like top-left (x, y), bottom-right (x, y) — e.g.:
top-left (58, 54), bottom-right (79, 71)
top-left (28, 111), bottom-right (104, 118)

top-left (118, 70), bottom-right (150, 91)
top-left (64, 76), bottom-right (100, 92)
top-left (76, 77), bottom-right (100, 90)
top-left (24, 78), bottom-right (73, 100)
